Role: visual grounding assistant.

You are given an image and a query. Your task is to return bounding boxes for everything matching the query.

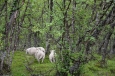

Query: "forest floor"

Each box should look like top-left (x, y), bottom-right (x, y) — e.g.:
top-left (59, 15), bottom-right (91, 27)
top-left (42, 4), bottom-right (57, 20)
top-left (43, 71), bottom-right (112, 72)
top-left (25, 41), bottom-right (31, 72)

top-left (11, 51), bottom-right (115, 76)
top-left (81, 54), bottom-right (115, 76)
top-left (11, 51), bottom-right (56, 76)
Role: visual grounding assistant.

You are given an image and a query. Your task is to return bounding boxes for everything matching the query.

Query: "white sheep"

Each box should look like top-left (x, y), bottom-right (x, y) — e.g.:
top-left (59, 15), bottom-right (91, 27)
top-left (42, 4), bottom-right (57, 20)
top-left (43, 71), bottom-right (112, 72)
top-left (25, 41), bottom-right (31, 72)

top-left (49, 50), bottom-right (56, 63)
top-left (25, 47), bottom-right (45, 55)
top-left (35, 50), bottom-right (45, 63)
top-left (36, 47), bottom-right (45, 53)
top-left (25, 47), bottom-right (37, 55)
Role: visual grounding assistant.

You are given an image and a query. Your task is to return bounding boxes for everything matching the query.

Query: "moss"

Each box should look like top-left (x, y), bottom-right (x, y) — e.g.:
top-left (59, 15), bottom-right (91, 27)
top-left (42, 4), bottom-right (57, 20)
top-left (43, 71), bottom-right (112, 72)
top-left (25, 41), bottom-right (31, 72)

top-left (11, 51), bottom-right (29, 76)
top-left (29, 55), bottom-right (56, 75)
top-left (11, 51), bottom-right (56, 76)
top-left (81, 54), bottom-right (115, 76)
top-left (11, 51), bottom-right (115, 76)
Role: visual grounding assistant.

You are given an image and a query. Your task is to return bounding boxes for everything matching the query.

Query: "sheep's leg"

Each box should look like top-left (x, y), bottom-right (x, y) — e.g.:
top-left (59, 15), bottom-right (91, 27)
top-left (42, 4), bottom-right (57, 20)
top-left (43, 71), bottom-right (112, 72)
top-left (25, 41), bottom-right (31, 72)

top-left (37, 59), bottom-right (39, 62)
top-left (36, 58), bottom-right (41, 64)
top-left (37, 56), bottom-right (40, 63)
top-left (41, 56), bottom-right (44, 63)
top-left (41, 58), bottom-right (43, 63)
top-left (39, 57), bottom-right (42, 63)
top-left (50, 61), bottom-right (52, 63)
top-left (26, 51), bottom-right (27, 54)
top-left (53, 58), bottom-right (55, 62)
top-left (40, 60), bottom-right (41, 64)
top-left (41, 57), bottom-right (44, 63)
top-left (51, 59), bottom-right (53, 63)
top-left (51, 57), bottom-right (54, 63)
top-left (26, 50), bottom-right (28, 54)
top-left (38, 57), bottom-right (42, 63)
top-left (49, 59), bottom-right (51, 63)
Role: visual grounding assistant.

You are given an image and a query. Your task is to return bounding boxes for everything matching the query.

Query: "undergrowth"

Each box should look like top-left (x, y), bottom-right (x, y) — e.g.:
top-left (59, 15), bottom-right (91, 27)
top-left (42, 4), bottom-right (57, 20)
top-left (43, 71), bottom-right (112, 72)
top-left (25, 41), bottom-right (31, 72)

top-left (11, 51), bottom-right (56, 76)
top-left (80, 54), bottom-right (115, 76)
top-left (11, 51), bottom-right (115, 76)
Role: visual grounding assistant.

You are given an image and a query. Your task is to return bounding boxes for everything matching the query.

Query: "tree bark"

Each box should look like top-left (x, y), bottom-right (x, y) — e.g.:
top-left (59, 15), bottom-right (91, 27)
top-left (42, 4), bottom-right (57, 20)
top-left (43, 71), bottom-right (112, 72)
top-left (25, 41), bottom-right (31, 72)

top-left (46, 0), bottom-right (53, 54)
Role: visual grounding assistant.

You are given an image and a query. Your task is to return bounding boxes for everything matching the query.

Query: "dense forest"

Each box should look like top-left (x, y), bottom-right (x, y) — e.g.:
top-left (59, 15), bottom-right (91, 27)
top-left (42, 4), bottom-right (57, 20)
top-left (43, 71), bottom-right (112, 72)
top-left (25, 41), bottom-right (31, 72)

top-left (0, 0), bottom-right (115, 76)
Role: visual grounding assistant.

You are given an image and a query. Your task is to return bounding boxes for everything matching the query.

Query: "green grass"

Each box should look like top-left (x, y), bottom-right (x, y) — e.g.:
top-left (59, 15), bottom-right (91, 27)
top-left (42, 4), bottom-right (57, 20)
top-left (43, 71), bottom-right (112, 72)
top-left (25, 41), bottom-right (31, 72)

top-left (11, 51), bottom-right (29, 76)
top-left (11, 51), bottom-right (115, 76)
top-left (80, 54), bottom-right (115, 76)
top-left (11, 51), bottom-right (56, 76)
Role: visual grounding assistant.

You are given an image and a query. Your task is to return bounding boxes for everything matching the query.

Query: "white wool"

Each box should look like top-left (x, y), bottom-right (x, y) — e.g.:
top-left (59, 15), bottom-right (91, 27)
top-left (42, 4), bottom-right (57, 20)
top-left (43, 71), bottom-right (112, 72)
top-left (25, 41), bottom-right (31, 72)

top-left (35, 50), bottom-right (45, 63)
top-left (36, 47), bottom-right (45, 53)
top-left (49, 50), bottom-right (56, 63)
top-left (25, 47), bottom-right (37, 55)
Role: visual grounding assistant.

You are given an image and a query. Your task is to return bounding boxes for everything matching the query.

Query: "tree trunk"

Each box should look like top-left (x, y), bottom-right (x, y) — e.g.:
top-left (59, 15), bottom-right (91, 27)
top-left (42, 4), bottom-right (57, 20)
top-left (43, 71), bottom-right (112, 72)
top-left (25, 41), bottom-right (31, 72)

top-left (46, 0), bottom-right (53, 54)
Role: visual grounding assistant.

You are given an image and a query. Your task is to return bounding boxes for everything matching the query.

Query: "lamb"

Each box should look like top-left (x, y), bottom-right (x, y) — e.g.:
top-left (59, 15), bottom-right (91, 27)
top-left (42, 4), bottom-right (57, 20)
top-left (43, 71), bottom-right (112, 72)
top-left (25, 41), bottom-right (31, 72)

top-left (49, 50), bottom-right (56, 63)
top-left (35, 50), bottom-right (45, 63)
